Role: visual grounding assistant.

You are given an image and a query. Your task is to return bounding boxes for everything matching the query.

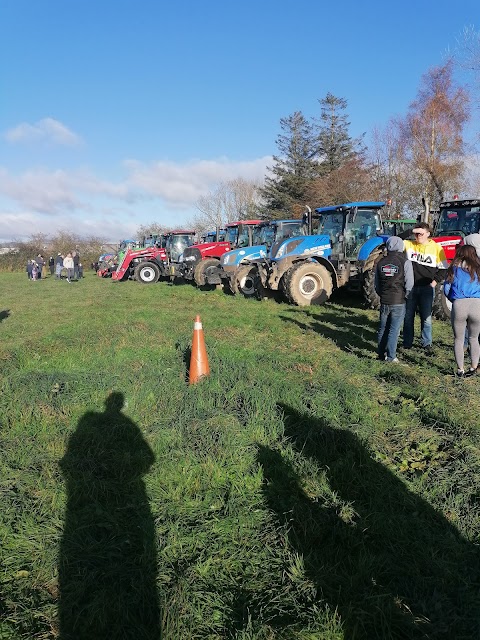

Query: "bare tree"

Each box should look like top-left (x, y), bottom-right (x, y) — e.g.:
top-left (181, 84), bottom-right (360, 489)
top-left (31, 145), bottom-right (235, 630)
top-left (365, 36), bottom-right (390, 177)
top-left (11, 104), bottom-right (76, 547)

top-left (397, 60), bottom-right (470, 207)
top-left (192, 178), bottom-right (263, 235)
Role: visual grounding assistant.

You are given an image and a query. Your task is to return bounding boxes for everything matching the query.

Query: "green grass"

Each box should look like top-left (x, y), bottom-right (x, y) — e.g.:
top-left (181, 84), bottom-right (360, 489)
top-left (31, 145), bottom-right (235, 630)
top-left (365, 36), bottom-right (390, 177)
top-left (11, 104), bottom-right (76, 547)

top-left (0, 272), bottom-right (479, 639)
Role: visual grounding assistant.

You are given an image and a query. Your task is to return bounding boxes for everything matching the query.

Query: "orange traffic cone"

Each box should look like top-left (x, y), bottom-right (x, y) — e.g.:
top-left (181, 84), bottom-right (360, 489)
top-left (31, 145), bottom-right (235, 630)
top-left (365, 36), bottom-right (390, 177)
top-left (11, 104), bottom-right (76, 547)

top-left (189, 315), bottom-right (210, 384)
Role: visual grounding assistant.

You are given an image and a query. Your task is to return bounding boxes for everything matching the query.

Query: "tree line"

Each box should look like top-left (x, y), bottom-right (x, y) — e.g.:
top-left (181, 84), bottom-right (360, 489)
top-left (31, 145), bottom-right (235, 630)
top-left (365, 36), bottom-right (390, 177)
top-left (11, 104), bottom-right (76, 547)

top-left (188, 52), bottom-right (479, 233)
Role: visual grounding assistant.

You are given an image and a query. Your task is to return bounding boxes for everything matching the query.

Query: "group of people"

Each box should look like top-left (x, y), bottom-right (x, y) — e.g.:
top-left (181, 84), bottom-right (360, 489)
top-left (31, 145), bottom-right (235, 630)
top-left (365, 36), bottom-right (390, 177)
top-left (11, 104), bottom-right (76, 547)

top-left (26, 251), bottom-right (84, 282)
top-left (375, 223), bottom-right (480, 377)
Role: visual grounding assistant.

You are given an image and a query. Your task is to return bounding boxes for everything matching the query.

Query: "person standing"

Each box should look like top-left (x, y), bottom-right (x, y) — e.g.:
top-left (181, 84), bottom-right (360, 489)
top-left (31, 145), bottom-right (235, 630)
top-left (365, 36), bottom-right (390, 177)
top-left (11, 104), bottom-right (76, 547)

top-left (443, 244), bottom-right (480, 377)
top-left (26, 259), bottom-right (33, 279)
top-left (403, 222), bottom-right (448, 353)
top-left (55, 253), bottom-right (63, 279)
top-left (63, 253), bottom-right (74, 282)
top-left (36, 254), bottom-right (44, 279)
top-left (375, 237), bottom-right (414, 362)
top-left (49, 255), bottom-right (55, 275)
top-left (72, 251), bottom-right (80, 280)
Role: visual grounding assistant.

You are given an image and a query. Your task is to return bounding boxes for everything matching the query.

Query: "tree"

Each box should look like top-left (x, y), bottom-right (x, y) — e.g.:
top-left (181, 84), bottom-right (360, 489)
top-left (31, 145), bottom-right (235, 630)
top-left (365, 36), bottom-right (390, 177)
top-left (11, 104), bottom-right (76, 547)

top-left (315, 93), bottom-right (365, 175)
top-left (397, 60), bottom-right (470, 207)
top-left (192, 178), bottom-right (263, 235)
top-left (261, 111), bottom-right (318, 218)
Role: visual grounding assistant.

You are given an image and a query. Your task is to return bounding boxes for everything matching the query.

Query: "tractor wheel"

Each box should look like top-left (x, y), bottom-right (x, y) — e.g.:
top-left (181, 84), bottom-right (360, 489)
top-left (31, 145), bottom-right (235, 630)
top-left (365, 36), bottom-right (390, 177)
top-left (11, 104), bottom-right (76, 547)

top-left (361, 248), bottom-right (384, 309)
top-left (234, 264), bottom-right (258, 298)
top-left (433, 282), bottom-right (451, 320)
top-left (362, 267), bottom-right (381, 309)
top-left (134, 261), bottom-right (160, 284)
top-left (193, 258), bottom-right (219, 288)
top-left (283, 262), bottom-right (333, 307)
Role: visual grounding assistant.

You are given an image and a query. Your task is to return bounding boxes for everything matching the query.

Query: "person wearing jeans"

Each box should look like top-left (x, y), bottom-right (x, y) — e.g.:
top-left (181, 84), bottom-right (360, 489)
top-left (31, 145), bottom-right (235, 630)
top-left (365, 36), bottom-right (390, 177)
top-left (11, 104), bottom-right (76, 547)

top-left (375, 236), bottom-right (414, 362)
top-left (403, 222), bottom-right (448, 352)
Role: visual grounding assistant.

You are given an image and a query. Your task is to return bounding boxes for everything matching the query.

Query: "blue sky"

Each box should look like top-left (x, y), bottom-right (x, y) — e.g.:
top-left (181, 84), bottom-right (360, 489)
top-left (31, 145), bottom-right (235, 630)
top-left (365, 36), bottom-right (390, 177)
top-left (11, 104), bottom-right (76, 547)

top-left (0, 0), bottom-right (478, 241)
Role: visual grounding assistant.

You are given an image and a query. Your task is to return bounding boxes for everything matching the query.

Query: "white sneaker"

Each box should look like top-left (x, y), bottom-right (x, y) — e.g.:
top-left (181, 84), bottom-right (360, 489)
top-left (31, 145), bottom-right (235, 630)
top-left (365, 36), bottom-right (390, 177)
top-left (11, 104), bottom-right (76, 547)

top-left (386, 357), bottom-right (399, 363)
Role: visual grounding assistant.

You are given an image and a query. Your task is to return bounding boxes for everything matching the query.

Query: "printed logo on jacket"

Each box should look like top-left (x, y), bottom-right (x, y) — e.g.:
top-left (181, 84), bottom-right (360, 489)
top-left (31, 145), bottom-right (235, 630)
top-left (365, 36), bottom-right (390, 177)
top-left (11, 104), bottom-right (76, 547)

top-left (381, 264), bottom-right (399, 277)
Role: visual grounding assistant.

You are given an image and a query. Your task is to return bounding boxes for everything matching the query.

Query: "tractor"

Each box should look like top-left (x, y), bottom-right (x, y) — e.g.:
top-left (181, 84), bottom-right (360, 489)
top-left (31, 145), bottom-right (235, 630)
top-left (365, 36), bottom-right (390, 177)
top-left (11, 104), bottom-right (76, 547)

top-left (180, 220), bottom-right (262, 287)
top-left (431, 198), bottom-right (480, 319)
top-left (111, 230), bottom-right (196, 284)
top-left (253, 202), bottom-right (387, 306)
top-left (218, 219), bottom-right (306, 296)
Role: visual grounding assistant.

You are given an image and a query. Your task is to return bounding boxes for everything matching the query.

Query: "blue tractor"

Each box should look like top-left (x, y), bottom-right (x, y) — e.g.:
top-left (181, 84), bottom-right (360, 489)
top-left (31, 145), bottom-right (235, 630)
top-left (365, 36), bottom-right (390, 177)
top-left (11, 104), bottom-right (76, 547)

top-left (254, 202), bottom-right (388, 306)
top-left (218, 218), bottom-right (305, 296)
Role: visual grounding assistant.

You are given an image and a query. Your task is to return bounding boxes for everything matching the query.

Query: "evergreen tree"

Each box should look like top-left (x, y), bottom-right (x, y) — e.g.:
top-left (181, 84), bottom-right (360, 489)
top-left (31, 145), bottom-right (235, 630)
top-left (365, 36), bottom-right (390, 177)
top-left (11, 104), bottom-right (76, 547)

top-left (261, 111), bottom-right (318, 218)
top-left (315, 92), bottom-right (365, 175)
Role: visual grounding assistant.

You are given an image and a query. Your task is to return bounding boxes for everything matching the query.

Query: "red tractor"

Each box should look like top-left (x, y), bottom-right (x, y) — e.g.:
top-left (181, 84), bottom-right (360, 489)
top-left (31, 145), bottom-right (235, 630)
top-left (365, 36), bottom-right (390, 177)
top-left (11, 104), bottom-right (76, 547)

top-left (180, 220), bottom-right (262, 287)
top-left (432, 197), bottom-right (480, 318)
top-left (111, 230), bottom-right (196, 284)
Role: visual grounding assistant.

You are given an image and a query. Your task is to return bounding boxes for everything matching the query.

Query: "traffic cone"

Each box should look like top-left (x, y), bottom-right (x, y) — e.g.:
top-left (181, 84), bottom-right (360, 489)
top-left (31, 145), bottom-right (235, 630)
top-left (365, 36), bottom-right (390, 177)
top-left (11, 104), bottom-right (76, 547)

top-left (189, 315), bottom-right (210, 384)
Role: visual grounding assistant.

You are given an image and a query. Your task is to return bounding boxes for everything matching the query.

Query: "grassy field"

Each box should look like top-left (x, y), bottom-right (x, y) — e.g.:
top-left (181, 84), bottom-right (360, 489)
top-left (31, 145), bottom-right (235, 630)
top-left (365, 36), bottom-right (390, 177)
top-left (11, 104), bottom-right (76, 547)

top-left (0, 271), bottom-right (479, 640)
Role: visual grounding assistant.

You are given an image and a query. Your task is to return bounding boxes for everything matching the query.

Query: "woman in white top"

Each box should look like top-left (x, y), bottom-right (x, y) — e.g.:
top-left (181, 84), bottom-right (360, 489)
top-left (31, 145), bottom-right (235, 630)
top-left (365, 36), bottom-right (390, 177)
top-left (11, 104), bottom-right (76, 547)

top-left (63, 253), bottom-right (75, 282)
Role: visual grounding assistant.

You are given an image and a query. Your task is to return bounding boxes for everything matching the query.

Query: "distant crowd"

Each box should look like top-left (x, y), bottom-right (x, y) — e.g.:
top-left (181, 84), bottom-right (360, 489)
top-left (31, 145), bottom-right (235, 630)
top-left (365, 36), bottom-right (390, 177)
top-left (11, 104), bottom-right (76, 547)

top-left (26, 251), bottom-right (84, 282)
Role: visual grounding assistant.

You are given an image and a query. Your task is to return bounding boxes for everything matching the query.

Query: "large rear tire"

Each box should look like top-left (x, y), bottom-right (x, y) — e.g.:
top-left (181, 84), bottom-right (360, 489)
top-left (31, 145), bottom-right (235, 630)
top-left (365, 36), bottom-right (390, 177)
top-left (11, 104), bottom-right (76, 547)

top-left (283, 262), bottom-right (333, 306)
top-left (362, 267), bottom-right (380, 309)
top-left (193, 258), bottom-right (219, 288)
top-left (134, 261), bottom-right (160, 284)
top-left (362, 249), bottom-right (384, 309)
top-left (234, 264), bottom-right (258, 298)
top-left (433, 282), bottom-right (451, 320)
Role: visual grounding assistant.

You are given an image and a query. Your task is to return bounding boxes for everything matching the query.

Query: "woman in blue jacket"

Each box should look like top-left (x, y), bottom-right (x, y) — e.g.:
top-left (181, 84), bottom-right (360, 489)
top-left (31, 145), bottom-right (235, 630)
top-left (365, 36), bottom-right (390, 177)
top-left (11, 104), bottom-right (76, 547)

top-left (444, 244), bottom-right (480, 377)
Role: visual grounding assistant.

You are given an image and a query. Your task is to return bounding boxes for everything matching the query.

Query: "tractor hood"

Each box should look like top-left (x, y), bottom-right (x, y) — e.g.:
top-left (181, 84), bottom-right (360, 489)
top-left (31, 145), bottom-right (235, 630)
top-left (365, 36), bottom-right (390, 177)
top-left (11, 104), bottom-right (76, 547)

top-left (183, 241), bottom-right (231, 261)
top-left (221, 245), bottom-right (268, 267)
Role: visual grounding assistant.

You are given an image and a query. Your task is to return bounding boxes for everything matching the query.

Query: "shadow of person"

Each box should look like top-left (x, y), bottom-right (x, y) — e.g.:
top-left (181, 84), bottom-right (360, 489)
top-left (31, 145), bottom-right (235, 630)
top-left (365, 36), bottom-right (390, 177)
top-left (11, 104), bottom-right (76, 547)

top-left (0, 309), bottom-right (10, 322)
top-left (257, 405), bottom-right (480, 639)
top-left (58, 392), bottom-right (160, 640)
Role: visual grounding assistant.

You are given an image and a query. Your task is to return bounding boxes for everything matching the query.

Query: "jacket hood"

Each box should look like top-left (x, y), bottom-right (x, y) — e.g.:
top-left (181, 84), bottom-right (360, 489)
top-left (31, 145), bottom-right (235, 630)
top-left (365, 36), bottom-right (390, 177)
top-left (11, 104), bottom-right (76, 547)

top-left (386, 236), bottom-right (404, 252)
top-left (464, 233), bottom-right (480, 258)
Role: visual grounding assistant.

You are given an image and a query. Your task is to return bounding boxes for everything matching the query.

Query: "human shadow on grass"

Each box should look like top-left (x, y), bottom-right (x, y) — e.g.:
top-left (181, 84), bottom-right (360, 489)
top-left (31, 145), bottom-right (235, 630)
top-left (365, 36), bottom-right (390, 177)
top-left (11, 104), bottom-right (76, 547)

top-left (280, 307), bottom-right (378, 359)
top-left (257, 404), bottom-right (480, 639)
top-left (58, 392), bottom-right (160, 640)
top-left (0, 309), bottom-right (10, 322)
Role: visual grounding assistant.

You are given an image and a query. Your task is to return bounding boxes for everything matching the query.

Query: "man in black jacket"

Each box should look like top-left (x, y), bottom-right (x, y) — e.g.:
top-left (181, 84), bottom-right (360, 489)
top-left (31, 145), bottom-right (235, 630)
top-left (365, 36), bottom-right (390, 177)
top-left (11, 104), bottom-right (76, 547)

top-left (375, 236), bottom-right (414, 362)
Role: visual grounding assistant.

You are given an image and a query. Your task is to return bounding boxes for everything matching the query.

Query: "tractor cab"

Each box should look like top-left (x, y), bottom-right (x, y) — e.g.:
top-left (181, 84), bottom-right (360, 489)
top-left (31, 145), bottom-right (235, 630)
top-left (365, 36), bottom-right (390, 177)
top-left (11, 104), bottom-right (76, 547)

top-left (314, 202), bottom-right (385, 262)
top-left (201, 229), bottom-right (226, 243)
top-left (143, 234), bottom-right (166, 249)
top-left (165, 231), bottom-right (196, 263)
top-left (433, 199), bottom-right (480, 261)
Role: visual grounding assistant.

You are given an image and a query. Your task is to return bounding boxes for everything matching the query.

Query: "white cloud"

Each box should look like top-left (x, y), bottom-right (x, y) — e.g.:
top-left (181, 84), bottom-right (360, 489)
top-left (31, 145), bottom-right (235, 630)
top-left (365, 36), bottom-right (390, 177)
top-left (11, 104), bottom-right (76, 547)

top-left (0, 155), bottom-right (271, 240)
top-left (4, 118), bottom-right (83, 147)
top-left (0, 209), bottom-right (137, 242)
top-left (125, 156), bottom-right (270, 207)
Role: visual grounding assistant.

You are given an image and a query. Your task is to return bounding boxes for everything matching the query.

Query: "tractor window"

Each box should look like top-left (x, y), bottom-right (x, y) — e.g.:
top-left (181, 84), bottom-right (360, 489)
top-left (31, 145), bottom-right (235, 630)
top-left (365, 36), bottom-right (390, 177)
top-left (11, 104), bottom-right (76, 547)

top-left (316, 214), bottom-right (344, 252)
top-left (344, 210), bottom-right (382, 258)
top-left (256, 225), bottom-right (275, 246)
top-left (276, 221), bottom-right (304, 241)
top-left (237, 225), bottom-right (250, 248)
top-left (167, 234), bottom-right (195, 261)
top-left (226, 226), bottom-right (239, 245)
top-left (435, 207), bottom-right (480, 236)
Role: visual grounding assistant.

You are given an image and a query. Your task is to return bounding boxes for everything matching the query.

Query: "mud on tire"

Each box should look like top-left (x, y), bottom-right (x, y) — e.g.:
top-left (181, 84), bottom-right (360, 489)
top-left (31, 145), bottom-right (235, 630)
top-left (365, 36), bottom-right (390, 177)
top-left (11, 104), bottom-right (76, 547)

top-left (234, 264), bottom-right (258, 298)
top-left (193, 258), bottom-right (219, 288)
top-left (283, 261), bottom-right (333, 306)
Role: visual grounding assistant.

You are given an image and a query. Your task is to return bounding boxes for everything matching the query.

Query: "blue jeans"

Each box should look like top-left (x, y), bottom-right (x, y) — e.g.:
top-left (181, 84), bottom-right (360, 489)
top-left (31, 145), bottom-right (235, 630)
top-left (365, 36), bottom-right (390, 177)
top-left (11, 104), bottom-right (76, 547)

top-left (378, 303), bottom-right (406, 360)
top-left (403, 285), bottom-right (435, 348)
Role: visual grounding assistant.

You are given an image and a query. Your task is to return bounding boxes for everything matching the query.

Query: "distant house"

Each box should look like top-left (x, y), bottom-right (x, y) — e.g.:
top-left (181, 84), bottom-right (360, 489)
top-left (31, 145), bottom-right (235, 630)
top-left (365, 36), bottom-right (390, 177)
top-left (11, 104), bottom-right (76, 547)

top-left (0, 247), bottom-right (19, 255)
